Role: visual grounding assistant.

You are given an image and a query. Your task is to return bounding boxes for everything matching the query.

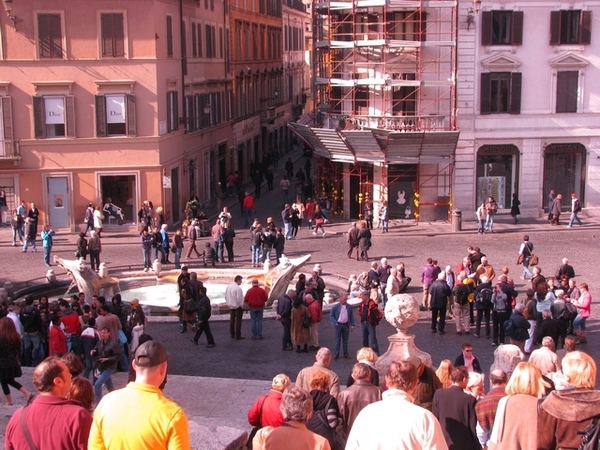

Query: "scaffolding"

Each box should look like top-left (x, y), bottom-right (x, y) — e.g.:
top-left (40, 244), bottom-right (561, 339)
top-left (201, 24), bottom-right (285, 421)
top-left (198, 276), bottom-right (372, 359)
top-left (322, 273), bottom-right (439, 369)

top-left (289, 0), bottom-right (458, 223)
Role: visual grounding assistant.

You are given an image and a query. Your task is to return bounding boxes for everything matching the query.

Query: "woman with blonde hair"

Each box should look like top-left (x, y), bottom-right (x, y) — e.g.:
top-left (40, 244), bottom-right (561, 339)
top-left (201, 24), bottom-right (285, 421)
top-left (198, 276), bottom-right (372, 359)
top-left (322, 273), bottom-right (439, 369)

top-left (248, 373), bottom-right (291, 431)
top-left (538, 351), bottom-right (600, 449)
top-left (347, 347), bottom-right (379, 387)
top-left (465, 372), bottom-right (485, 400)
top-left (488, 362), bottom-right (545, 450)
top-left (435, 359), bottom-right (453, 388)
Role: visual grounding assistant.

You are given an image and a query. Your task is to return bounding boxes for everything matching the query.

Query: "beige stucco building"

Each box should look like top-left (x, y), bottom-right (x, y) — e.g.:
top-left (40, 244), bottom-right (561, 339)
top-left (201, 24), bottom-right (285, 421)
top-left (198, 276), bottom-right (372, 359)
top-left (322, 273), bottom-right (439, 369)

top-left (0, 0), bottom-right (233, 229)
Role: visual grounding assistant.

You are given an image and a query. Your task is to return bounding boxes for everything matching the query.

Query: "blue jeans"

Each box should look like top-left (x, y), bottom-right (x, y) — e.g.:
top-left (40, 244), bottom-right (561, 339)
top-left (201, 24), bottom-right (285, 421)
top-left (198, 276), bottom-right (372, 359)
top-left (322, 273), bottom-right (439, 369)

top-left (361, 322), bottom-right (379, 355)
top-left (334, 323), bottom-right (350, 357)
top-left (22, 332), bottom-right (43, 366)
top-left (282, 190), bottom-right (288, 204)
top-left (142, 247), bottom-right (151, 269)
top-left (213, 241), bottom-right (224, 263)
top-left (250, 309), bottom-right (264, 338)
top-left (573, 313), bottom-right (587, 331)
top-left (43, 246), bottom-right (51, 265)
top-left (251, 245), bottom-right (261, 265)
top-left (284, 222), bottom-right (292, 239)
top-left (522, 259), bottom-right (533, 279)
top-left (118, 342), bottom-right (129, 372)
top-left (23, 238), bottom-right (37, 252)
top-left (485, 214), bottom-right (494, 231)
top-left (568, 212), bottom-right (582, 227)
top-left (243, 208), bottom-right (254, 227)
top-left (381, 219), bottom-right (389, 232)
top-left (281, 320), bottom-right (292, 349)
top-left (262, 248), bottom-right (271, 263)
top-left (478, 219), bottom-right (485, 233)
top-left (83, 354), bottom-right (96, 380)
top-left (12, 227), bottom-right (23, 244)
top-left (94, 368), bottom-right (115, 402)
top-left (174, 247), bottom-right (182, 268)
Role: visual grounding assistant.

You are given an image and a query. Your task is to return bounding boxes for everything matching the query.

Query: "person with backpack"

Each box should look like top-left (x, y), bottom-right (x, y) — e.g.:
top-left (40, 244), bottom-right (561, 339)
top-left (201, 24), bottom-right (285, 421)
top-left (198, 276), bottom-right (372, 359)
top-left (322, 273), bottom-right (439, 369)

top-left (518, 235), bottom-right (535, 280)
top-left (505, 303), bottom-right (530, 352)
top-left (453, 272), bottom-right (472, 335)
top-left (491, 283), bottom-right (509, 346)
top-left (474, 275), bottom-right (493, 338)
top-left (567, 192), bottom-right (583, 228)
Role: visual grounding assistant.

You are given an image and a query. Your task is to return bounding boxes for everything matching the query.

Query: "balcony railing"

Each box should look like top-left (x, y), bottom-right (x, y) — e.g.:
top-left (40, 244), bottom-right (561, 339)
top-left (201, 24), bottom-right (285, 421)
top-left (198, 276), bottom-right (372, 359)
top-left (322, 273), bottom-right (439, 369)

top-left (0, 140), bottom-right (21, 160)
top-left (322, 114), bottom-right (448, 131)
top-left (261, 106), bottom-right (276, 124)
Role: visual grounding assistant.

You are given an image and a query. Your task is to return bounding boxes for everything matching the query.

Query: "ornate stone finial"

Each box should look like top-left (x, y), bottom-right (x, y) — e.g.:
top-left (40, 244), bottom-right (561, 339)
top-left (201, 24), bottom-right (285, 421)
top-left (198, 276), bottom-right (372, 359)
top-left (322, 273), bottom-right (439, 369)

top-left (384, 293), bottom-right (420, 335)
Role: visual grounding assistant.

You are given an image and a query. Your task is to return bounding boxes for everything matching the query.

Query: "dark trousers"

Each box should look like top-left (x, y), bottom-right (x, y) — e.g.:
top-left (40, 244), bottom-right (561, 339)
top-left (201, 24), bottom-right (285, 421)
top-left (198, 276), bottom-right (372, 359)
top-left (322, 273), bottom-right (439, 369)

top-left (334, 323), bottom-right (350, 357)
top-left (476, 308), bottom-right (491, 337)
top-left (281, 320), bottom-right (292, 349)
top-left (194, 320), bottom-right (215, 345)
top-left (398, 277), bottom-right (411, 293)
top-left (186, 240), bottom-right (200, 258)
top-left (492, 310), bottom-right (509, 344)
top-left (229, 308), bottom-right (243, 339)
top-left (550, 213), bottom-right (561, 225)
top-left (431, 307), bottom-right (446, 332)
top-left (89, 249), bottom-right (100, 271)
top-left (254, 183), bottom-right (261, 199)
top-left (225, 242), bottom-right (234, 262)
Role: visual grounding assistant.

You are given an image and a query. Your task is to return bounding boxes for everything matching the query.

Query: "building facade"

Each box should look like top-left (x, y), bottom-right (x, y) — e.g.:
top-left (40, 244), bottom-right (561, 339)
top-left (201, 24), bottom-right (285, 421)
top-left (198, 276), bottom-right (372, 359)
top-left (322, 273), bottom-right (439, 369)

top-left (289, 0), bottom-right (459, 222)
top-left (455, 0), bottom-right (600, 218)
top-left (0, 0), bottom-right (234, 229)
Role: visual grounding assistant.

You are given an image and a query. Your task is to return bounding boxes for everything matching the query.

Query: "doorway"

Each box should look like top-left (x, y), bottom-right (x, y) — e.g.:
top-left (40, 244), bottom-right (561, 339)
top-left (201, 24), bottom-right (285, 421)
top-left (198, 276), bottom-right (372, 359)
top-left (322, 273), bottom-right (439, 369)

top-left (47, 176), bottom-right (70, 228)
top-left (99, 174), bottom-right (136, 224)
top-left (543, 143), bottom-right (585, 211)
top-left (171, 167), bottom-right (180, 222)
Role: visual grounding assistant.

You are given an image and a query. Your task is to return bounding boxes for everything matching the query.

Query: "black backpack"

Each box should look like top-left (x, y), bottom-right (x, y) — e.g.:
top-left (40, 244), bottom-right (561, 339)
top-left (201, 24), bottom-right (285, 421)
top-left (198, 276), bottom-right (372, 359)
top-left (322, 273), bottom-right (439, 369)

top-left (476, 287), bottom-right (493, 307)
top-left (579, 416), bottom-right (600, 450)
top-left (454, 284), bottom-right (470, 305)
top-left (574, 199), bottom-right (582, 213)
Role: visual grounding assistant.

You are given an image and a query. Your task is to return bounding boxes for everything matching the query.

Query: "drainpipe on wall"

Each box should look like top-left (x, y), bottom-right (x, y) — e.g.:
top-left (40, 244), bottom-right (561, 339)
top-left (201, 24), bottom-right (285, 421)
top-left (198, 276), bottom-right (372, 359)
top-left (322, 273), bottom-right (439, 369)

top-left (180, 0), bottom-right (187, 129)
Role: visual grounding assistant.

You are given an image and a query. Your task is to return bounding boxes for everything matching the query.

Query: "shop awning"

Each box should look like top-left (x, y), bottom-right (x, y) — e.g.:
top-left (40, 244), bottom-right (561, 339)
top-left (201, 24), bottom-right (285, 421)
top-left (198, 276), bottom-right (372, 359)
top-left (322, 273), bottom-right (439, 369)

top-left (287, 122), bottom-right (459, 164)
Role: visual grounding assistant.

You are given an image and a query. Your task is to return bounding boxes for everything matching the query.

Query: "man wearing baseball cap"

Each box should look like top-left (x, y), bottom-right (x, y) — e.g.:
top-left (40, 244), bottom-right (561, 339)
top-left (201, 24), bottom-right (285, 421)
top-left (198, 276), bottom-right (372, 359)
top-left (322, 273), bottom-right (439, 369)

top-left (89, 341), bottom-right (190, 449)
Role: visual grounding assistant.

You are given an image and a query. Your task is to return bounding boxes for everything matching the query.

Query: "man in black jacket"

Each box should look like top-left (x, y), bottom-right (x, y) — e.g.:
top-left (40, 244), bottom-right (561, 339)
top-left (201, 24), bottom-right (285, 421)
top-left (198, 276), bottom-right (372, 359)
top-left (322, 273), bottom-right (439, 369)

top-left (429, 273), bottom-right (452, 334)
top-left (92, 327), bottom-right (121, 403)
top-left (21, 297), bottom-right (44, 366)
top-left (192, 290), bottom-right (216, 348)
top-left (346, 222), bottom-right (360, 260)
top-left (276, 290), bottom-right (296, 351)
top-left (506, 303), bottom-right (531, 352)
top-left (432, 366), bottom-right (480, 450)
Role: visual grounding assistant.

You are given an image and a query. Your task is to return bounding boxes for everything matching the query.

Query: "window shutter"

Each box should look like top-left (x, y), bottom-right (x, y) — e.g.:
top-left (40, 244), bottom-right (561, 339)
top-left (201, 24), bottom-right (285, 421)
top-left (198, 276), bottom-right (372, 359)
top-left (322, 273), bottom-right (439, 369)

top-left (198, 24), bottom-right (202, 57)
top-left (481, 11), bottom-right (492, 45)
top-left (556, 71), bottom-right (578, 113)
top-left (33, 97), bottom-right (45, 138)
top-left (512, 11), bottom-right (524, 45)
top-left (101, 14), bottom-right (111, 57)
top-left (114, 14), bottom-right (124, 57)
top-left (509, 72), bottom-right (522, 114)
top-left (38, 14), bottom-right (50, 58)
top-left (580, 11), bottom-right (592, 44)
top-left (167, 16), bottom-right (173, 57)
top-left (49, 14), bottom-right (62, 58)
top-left (480, 73), bottom-right (492, 114)
top-left (126, 94), bottom-right (136, 136)
top-left (95, 95), bottom-right (107, 137)
top-left (2, 97), bottom-right (13, 141)
top-left (65, 95), bottom-right (76, 137)
top-left (550, 11), bottom-right (560, 45)
top-left (192, 23), bottom-right (197, 57)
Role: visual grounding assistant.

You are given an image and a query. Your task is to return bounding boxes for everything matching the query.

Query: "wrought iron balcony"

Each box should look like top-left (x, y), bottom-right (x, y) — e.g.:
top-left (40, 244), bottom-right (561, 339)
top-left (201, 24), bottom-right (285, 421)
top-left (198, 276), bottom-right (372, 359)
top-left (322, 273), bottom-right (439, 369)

top-left (0, 140), bottom-right (21, 161)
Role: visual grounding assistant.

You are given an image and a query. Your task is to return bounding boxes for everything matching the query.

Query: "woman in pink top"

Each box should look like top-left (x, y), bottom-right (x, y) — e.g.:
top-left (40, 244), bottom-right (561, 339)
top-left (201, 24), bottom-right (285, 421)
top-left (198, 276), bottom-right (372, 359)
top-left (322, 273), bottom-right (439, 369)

top-left (571, 282), bottom-right (591, 344)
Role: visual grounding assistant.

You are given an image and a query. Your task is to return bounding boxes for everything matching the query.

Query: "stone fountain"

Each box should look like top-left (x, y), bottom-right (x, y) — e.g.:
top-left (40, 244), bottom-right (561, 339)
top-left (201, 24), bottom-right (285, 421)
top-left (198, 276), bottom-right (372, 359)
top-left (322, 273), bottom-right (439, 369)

top-left (53, 256), bottom-right (120, 305)
top-left (375, 293), bottom-right (432, 377)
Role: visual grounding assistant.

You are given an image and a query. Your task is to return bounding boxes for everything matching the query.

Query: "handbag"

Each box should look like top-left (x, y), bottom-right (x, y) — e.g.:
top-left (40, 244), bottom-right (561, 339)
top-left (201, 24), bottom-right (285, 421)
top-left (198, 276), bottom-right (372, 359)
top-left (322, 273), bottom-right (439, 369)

top-left (529, 254), bottom-right (539, 266)
top-left (302, 314), bottom-right (312, 328)
top-left (170, 246), bottom-right (177, 254)
top-left (184, 299), bottom-right (197, 314)
top-left (118, 329), bottom-right (128, 345)
top-left (516, 253), bottom-right (524, 265)
top-left (315, 218), bottom-right (325, 226)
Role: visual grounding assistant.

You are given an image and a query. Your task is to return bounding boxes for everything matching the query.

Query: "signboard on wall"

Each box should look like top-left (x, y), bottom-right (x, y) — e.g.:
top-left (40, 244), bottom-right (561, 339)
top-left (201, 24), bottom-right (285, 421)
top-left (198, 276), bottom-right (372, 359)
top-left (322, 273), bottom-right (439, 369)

top-left (106, 94), bottom-right (126, 124)
top-left (162, 176), bottom-right (172, 189)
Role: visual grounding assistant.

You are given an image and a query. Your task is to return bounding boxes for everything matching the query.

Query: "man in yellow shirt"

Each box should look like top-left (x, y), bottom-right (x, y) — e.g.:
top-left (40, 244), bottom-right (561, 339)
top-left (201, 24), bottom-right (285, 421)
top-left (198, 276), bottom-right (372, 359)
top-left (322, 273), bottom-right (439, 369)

top-left (89, 341), bottom-right (190, 450)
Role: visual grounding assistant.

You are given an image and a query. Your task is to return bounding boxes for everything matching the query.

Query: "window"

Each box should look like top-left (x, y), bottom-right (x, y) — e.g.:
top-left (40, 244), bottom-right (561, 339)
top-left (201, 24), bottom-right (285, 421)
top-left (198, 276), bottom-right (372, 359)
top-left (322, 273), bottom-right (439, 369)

top-left (481, 11), bottom-right (523, 45)
top-left (38, 13), bottom-right (63, 58)
top-left (167, 91), bottom-right (178, 133)
top-left (556, 71), bottom-right (578, 113)
top-left (33, 95), bottom-right (75, 138)
top-left (206, 25), bottom-right (216, 58)
top-left (480, 72), bottom-right (522, 114)
top-left (392, 73), bottom-right (417, 115)
top-left (166, 16), bottom-right (174, 57)
top-left (550, 10), bottom-right (592, 45)
top-left (185, 95), bottom-right (194, 132)
top-left (101, 13), bottom-right (125, 57)
top-left (192, 23), bottom-right (198, 57)
top-left (1, 97), bottom-right (14, 156)
top-left (95, 94), bottom-right (136, 136)
top-left (385, 11), bottom-right (426, 41)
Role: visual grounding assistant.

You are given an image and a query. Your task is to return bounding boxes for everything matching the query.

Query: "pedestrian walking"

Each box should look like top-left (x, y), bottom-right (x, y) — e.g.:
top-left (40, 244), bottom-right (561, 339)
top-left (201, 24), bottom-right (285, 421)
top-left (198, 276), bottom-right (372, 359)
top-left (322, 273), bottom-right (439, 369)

top-left (91, 327), bottom-right (121, 403)
top-left (243, 191), bottom-right (255, 227)
top-left (274, 227), bottom-right (285, 265)
top-left (567, 192), bottom-right (583, 227)
top-left (547, 189), bottom-right (556, 222)
top-left (282, 204), bottom-right (293, 239)
top-left (0, 318), bottom-right (32, 405)
top-left (173, 229), bottom-right (184, 269)
top-left (363, 201), bottom-right (374, 229)
top-left (40, 224), bottom-right (56, 266)
top-left (285, 157), bottom-right (294, 179)
top-left (223, 223), bottom-right (236, 262)
top-left (550, 194), bottom-right (562, 225)
top-left (379, 201), bottom-right (389, 232)
top-left (76, 231), bottom-right (88, 260)
top-left (192, 288), bottom-right (216, 347)
top-left (88, 230), bottom-right (102, 272)
top-left (357, 221), bottom-right (371, 261)
top-left (93, 205), bottom-right (104, 237)
top-left (186, 219), bottom-right (201, 259)
top-left (140, 228), bottom-right (153, 272)
top-left (312, 205), bottom-right (327, 237)
top-left (518, 235), bottom-right (534, 280)
top-left (10, 209), bottom-right (23, 246)
top-left (510, 193), bottom-right (520, 224)
top-left (22, 217), bottom-right (37, 253)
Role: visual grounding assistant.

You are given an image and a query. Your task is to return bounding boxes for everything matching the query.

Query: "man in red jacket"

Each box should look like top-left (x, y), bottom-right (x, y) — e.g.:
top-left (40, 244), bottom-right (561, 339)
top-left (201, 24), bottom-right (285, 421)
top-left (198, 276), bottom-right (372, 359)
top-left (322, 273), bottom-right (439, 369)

top-left (245, 279), bottom-right (268, 340)
top-left (306, 294), bottom-right (322, 350)
top-left (242, 191), bottom-right (255, 227)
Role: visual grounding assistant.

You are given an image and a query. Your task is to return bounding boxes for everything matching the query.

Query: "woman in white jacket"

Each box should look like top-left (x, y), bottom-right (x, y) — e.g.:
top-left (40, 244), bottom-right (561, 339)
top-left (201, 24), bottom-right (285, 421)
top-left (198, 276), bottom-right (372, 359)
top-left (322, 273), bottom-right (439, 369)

top-left (93, 205), bottom-right (105, 237)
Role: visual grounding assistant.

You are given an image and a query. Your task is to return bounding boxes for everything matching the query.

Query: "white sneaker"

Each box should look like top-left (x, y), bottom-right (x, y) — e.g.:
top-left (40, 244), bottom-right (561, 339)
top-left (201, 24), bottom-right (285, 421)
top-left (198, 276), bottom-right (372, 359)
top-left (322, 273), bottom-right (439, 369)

top-left (144, 268), bottom-right (149, 272)
top-left (312, 232), bottom-right (317, 235)
top-left (322, 232), bottom-right (326, 237)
